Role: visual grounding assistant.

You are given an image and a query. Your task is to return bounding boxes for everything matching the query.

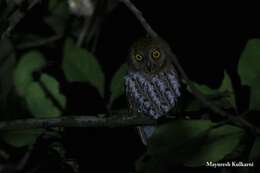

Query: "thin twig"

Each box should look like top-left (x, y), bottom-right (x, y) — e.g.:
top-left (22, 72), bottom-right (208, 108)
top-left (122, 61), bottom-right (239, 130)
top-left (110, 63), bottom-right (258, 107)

top-left (17, 34), bottom-right (62, 49)
top-left (1, 0), bottom-right (41, 40)
top-left (76, 18), bottom-right (90, 47)
top-left (77, 0), bottom-right (104, 47)
top-left (0, 116), bottom-right (156, 131)
top-left (16, 145), bottom-right (34, 171)
top-left (28, 0), bottom-right (42, 9)
top-left (119, 0), bottom-right (260, 134)
top-left (120, 0), bottom-right (158, 38)
top-left (85, 0), bottom-right (107, 49)
top-left (91, 23), bottom-right (101, 52)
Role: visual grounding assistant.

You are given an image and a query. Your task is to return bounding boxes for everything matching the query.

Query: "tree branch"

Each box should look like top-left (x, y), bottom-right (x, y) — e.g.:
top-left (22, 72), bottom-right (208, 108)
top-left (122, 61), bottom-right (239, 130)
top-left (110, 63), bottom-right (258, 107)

top-left (1, 0), bottom-right (41, 39)
top-left (119, 0), bottom-right (260, 135)
top-left (0, 116), bottom-right (156, 131)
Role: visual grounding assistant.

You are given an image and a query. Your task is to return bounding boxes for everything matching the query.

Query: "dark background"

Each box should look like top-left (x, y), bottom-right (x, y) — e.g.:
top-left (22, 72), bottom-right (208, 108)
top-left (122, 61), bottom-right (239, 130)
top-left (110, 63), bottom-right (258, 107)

top-left (3, 0), bottom-right (260, 172)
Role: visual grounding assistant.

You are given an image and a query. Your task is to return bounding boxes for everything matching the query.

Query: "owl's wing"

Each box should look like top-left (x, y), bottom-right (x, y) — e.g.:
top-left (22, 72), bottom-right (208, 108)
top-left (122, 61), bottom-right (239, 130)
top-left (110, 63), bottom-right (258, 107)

top-left (126, 91), bottom-right (154, 146)
top-left (125, 81), bottom-right (149, 146)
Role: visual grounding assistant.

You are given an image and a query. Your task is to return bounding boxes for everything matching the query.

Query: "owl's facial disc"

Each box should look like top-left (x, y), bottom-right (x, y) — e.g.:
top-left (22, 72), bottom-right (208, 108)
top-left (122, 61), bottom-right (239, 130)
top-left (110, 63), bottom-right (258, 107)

top-left (129, 38), bottom-right (167, 73)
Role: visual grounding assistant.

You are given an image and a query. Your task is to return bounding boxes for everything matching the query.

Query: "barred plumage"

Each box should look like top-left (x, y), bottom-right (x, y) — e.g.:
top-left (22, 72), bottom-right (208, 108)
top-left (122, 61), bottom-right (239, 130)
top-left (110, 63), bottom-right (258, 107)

top-left (125, 69), bottom-right (180, 119)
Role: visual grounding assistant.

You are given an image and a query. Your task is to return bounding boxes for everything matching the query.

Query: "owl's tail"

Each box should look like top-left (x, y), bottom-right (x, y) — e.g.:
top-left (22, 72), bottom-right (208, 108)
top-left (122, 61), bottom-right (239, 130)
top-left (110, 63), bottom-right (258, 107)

top-left (137, 126), bottom-right (155, 145)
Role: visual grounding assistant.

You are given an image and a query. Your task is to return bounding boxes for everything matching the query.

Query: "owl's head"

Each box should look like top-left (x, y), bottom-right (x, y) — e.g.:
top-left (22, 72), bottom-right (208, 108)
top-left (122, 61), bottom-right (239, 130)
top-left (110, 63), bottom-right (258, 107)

top-left (128, 37), bottom-right (170, 74)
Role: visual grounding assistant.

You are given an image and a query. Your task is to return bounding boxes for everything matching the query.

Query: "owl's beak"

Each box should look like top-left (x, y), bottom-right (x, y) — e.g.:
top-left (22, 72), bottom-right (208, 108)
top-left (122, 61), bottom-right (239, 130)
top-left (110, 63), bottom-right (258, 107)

top-left (146, 62), bottom-right (154, 73)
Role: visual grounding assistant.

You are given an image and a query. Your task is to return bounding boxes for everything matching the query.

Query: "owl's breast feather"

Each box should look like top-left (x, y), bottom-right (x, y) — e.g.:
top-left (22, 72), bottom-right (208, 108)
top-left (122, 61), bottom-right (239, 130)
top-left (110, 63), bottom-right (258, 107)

top-left (125, 69), bottom-right (180, 119)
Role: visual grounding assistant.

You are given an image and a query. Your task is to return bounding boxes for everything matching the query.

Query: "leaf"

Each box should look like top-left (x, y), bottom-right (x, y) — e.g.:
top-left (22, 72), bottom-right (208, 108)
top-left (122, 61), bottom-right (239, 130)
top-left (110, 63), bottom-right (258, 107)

top-left (25, 80), bottom-right (63, 118)
top-left (219, 71), bottom-right (236, 109)
top-left (239, 39), bottom-right (260, 85)
top-left (40, 74), bottom-right (66, 109)
top-left (0, 39), bottom-right (15, 104)
top-left (48, 0), bottom-right (60, 11)
top-left (185, 80), bottom-right (235, 111)
top-left (184, 125), bottom-right (244, 166)
top-left (238, 39), bottom-right (260, 110)
top-left (0, 38), bottom-right (13, 62)
top-left (14, 51), bottom-right (46, 96)
top-left (13, 51), bottom-right (65, 117)
top-left (50, 0), bottom-right (69, 17)
top-left (136, 120), bottom-right (244, 172)
top-left (190, 83), bottom-right (219, 96)
top-left (0, 54), bottom-right (15, 101)
top-left (2, 129), bottom-right (43, 147)
top-left (249, 77), bottom-right (260, 110)
top-left (63, 38), bottom-right (105, 97)
top-left (45, 0), bottom-right (69, 34)
top-left (249, 136), bottom-right (260, 160)
top-left (109, 63), bottom-right (128, 104)
top-left (45, 16), bottom-right (66, 34)
top-left (14, 51), bottom-right (66, 118)
top-left (184, 98), bottom-right (204, 112)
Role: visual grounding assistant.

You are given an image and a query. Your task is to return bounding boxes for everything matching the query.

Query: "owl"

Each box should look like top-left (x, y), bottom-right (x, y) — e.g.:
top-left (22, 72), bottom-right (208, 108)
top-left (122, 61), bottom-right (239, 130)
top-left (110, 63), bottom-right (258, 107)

top-left (124, 37), bottom-right (181, 145)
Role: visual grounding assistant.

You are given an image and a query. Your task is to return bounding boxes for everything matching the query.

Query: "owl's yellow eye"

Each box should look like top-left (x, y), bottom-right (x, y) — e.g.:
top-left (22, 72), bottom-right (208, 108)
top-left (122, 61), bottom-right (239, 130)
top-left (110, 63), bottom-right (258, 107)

top-left (135, 54), bottom-right (143, 61)
top-left (152, 50), bottom-right (161, 60)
